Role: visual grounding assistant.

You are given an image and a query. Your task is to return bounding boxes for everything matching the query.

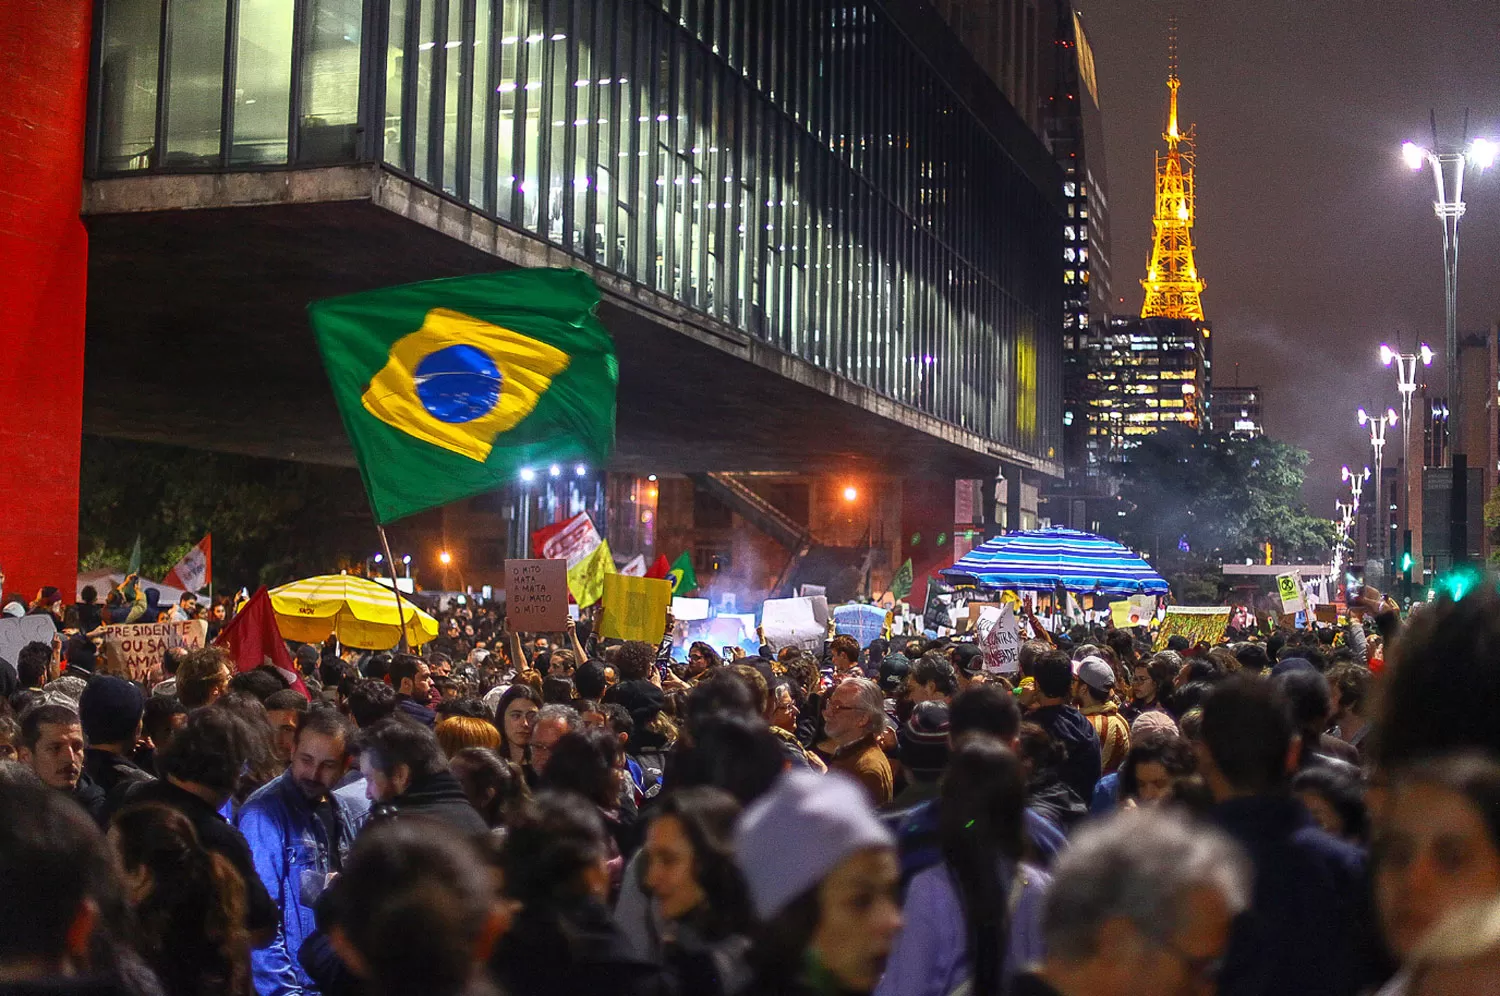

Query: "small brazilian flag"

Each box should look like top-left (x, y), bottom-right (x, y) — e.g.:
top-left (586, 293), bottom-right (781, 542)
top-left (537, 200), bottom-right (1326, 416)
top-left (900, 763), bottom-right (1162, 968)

top-left (309, 268), bottom-right (617, 523)
top-left (666, 551), bottom-right (698, 596)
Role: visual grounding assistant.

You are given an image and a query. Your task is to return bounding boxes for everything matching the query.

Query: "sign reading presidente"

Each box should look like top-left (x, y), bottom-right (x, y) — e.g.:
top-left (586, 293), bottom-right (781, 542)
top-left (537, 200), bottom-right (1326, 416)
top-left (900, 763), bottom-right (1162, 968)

top-left (103, 620), bottom-right (208, 681)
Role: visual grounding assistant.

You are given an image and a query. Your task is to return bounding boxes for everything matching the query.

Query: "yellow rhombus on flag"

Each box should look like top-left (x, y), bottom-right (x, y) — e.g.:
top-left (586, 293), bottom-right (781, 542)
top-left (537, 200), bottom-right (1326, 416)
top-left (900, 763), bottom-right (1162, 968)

top-left (568, 540), bottom-right (615, 608)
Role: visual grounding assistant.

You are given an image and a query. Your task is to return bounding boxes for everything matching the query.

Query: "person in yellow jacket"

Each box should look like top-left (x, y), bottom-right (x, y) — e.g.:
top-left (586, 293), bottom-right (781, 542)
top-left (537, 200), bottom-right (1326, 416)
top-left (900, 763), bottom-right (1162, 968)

top-left (1074, 656), bottom-right (1131, 776)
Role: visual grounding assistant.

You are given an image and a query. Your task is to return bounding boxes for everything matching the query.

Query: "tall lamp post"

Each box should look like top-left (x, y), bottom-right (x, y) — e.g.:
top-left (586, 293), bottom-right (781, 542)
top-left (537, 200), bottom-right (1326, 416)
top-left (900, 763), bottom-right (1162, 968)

top-left (1381, 342), bottom-right (1432, 591)
top-left (1356, 406), bottom-right (1399, 565)
top-left (1342, 465), bottom-right (1371, 566)
top-left (1402, 128), bottom-right (1497, 566)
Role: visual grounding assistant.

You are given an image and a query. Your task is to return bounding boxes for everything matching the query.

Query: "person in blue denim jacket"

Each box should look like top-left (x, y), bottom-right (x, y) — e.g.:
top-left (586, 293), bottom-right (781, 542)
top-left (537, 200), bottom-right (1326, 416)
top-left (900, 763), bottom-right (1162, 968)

top-left (237, 706), bottom-right (369, 996)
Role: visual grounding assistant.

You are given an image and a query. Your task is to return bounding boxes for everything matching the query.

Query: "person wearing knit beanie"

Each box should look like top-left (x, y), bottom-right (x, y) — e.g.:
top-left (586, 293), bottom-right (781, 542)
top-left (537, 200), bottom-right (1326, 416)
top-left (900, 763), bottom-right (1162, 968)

top-left (735, 769), bottom-right (901, 994)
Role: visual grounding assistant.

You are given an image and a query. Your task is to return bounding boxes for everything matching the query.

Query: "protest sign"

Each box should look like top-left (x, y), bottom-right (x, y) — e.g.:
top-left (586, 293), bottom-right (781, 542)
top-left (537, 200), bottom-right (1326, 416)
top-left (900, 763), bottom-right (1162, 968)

top-left (671, 597), bottom-right (711, 621)
top-left (1108, 595), bottom-right (1155, 629)
top-left (1153, 607), bottom-right (1231, 651)
top-left (762, 596), bottom-right (828, 651)
top-left (965, 601), bottom-right (1004, 632)
top-left (103, 620), bottom-right (208, 681)
top-left (1314, 604), bottom-right (1339, 625)
top-left (1276, 573), bottom-right (1305, 613)
top-left (922, 579), bottom-right (955, 633)
top-left (0, 615), bottom-right (56, 671)
top-left (975, 605), bottom-right (1020, 673)
top-left (833, 603), bottom-right (888, 646)
top-left (599, 574), bottom-right (673, 642)
top-left (798, 584), bottom-right (827, 599)
top-left (504, 559), bottom-right (569, 631)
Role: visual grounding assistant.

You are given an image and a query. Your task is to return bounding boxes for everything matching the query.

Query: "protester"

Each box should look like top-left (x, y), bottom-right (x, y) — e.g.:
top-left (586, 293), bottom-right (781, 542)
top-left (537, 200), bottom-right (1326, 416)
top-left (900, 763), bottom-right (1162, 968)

top-left (19, 701), bottom-right (104, 817)
top-left (353, 717), bottom-right (487, 834)
top-left (448, 745), bottom-right (528, 830)
top-left (1027, 651), bottom-right (1102, 802)
top-left (1011, 808), bottom-right (1250, 996)
top-left (110, 801), bottom-right (252, 996)
top-left (1197, 675), bottom-right (1378, 996)
top-left (816, 676), bottom-right (894, 805)
top-left (641, 787), bottom-right (752, 992)
top-left (530, 702), bottom-right (581, 778)
top-left (491, 791), bottom-right (671, 996)
top-left (735, 768), bottom-right (902, 995)
top-left (237, 707), bottom-right (368, 996)
top-left (1074, 655), bottom-right (1130, 775)
top-left (80, 675), bottom-right (155, 814)
top-left (326, 821), bottom-right (503, 996)
top-left (435, 714), bottom-right (501, 756)
top-left (262, 689), bottom-right (308, 767)
top-left (176, 647), bottom-right (233, 709)
top-left (877, 736), bottom-right (1049, 996)
top-left (388, 655), bottom-right (436, 727)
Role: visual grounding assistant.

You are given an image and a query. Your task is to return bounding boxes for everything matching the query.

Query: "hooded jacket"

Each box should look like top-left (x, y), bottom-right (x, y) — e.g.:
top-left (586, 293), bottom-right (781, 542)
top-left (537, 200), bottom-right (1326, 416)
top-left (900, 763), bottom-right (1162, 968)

top-left (236, 770), bottom-right (369, 996)
top-left (1027, 704), bottom-right (1102, 802)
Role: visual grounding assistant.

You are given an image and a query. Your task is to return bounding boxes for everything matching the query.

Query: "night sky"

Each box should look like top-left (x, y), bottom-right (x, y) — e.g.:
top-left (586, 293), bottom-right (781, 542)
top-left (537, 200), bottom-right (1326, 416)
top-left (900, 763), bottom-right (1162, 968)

top-left (1081, 1), bottom-right (1500, 517)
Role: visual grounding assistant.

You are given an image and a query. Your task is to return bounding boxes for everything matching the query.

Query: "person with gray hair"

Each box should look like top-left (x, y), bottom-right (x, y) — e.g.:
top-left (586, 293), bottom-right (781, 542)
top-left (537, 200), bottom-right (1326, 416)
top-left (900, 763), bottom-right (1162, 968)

top-left (817, 676), bottom-right (893, 805)
top-left (1012, 807), bottom-right (1250, 996)
top-left (530, 702), bottom-right (580, 777)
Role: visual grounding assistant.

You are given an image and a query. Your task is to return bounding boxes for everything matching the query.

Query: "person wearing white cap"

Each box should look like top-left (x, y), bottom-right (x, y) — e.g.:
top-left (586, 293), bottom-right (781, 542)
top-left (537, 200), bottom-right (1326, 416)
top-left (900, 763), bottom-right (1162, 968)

top-left (1073, 656), bottom-right (1131, 776)
top-left (734, 768), bottom-right (901, 995)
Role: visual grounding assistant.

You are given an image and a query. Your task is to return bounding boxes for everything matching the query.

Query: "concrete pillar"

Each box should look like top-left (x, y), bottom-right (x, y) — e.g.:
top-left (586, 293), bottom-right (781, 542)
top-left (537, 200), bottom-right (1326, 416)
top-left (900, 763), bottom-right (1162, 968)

top-left (0, 0), bottom-right (92, 600)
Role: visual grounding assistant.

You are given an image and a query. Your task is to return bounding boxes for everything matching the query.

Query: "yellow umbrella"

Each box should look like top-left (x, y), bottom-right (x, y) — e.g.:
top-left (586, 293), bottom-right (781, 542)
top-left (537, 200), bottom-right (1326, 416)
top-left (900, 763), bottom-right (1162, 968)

top-left (269, 574), bottom-right (439, 650)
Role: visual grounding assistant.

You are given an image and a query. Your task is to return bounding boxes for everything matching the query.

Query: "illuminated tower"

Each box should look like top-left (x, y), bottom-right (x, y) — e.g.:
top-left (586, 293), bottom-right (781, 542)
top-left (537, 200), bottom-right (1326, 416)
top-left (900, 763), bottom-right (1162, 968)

top-left (1139, 22), bottom-right (1205, 321)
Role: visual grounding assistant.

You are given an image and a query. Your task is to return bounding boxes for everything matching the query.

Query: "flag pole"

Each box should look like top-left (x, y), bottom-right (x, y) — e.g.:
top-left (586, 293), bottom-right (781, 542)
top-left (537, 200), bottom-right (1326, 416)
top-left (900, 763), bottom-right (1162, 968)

top-left (377, 525), bottom-right (410, 653)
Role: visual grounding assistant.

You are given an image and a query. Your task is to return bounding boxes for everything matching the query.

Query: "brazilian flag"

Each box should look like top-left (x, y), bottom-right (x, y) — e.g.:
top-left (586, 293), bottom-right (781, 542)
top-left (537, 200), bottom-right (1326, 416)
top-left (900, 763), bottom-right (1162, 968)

top-left (666, 551), bottom-right (698, 595)
top-left (309, 268), bottom-right (617, 523)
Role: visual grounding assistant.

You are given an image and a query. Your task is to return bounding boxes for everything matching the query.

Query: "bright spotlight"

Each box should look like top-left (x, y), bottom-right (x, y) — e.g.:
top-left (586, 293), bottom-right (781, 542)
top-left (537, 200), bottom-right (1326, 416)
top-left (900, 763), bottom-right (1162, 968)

top-left (439, 551), bottom-right (452, 565)
top-left (548, 464), bottom-right (562, 478)
top-left (843, 486), bottom-right (858, 502)
top-left (574, 463), bottom-right (588, 477)
top-left (519, 467), bottom-right (536, 483)
top-left (647, 474), bottom-right (658, 482)
top-left (1420, 343), bottom-right (1434, 366)
top-left (1357, 407), bottom-right (1369, 425)
top-left (1386, 407), bottom-right (1399, 425)
top-left (402, 555), bottom-right (411, 565)
top-left (1403, 142), bottom-right (1427, 170)
top-left (373, 553), bottom-right (384, 564)
top-left (1472, 138), bottom-right (1499, 170)
top-left (1379, 344), bottom-right (1394, 366)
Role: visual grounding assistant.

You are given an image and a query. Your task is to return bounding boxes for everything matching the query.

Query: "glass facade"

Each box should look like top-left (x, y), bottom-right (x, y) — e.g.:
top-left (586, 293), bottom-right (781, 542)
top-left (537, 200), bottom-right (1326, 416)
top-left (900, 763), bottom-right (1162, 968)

top-left (89, 0), bottom-right (1063, 466)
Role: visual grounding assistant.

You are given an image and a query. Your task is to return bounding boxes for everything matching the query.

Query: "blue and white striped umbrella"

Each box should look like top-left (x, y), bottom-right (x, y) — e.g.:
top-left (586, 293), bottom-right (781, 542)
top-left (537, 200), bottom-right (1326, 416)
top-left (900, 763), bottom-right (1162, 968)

top-left (940, 527), bottom-right (1169, 596)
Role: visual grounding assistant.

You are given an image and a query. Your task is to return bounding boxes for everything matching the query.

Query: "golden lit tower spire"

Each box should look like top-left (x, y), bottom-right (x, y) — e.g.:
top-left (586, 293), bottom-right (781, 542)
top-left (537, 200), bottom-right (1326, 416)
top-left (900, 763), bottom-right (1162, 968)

top-left (1140, 17), bottom-right (1205, 320)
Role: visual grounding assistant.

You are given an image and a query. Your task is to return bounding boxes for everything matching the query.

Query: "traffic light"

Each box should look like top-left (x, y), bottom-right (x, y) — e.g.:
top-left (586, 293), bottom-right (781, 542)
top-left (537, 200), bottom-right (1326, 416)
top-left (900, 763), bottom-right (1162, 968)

top-left (1399, 551), bottom-right (1414, 573)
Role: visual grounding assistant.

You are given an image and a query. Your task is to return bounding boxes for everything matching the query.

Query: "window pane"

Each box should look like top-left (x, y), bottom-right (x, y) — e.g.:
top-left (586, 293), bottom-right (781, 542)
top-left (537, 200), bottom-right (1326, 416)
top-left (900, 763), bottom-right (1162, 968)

top-left (231, 0), bottom-right (294, 164)
top-left (164, 0), bottom-right (227, 167)
top-left (469, 0), bottom-right (492, 207)
top-left (384, 0), bottom-right (407, 165)
top-left (442, 0), bottom-right (464, 194)
top-left (413, 0), bottom-right (436, 181)
top-left (96, 0), bottom-right (161, 171)
top-left (300, 0), bottom-right (363, 163)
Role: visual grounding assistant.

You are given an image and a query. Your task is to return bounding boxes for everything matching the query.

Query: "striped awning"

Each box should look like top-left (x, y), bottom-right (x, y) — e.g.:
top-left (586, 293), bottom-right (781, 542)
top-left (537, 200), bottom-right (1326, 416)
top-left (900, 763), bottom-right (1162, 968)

top-left (940, 527), bottom-right (1169, 597)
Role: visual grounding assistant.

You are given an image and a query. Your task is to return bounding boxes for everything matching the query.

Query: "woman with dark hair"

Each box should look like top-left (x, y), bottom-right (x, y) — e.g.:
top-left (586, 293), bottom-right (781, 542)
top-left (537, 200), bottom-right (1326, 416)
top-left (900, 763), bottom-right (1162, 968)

top-left (876, 737), bottom-right (1047, 996)
top-left (495, 683), bottom-right (541, 779)
top-left (109, 801), bottom-right (250, 996)
top-left (1292, 765), bottom-right (1369, 844)
top-left (449, 746), bottom-right (530, 830)
top-left (642, 787), bottom-right (752, 986)
top-left (683, 642), bottom-right (723, 682)
top-left (1117, 726), bottom-right (1197, 807)
top-left (490, 792), bottom-right (670, 996)
top-left (544, 727), bottom-right (640, 857)
top-left (1122, 653), bottom-right (1178, 722)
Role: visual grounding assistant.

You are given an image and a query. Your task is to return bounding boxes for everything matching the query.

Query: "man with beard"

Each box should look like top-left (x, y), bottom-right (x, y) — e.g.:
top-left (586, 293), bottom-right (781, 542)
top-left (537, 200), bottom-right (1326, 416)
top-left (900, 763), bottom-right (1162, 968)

top-left (18, 703), bottom-right (104, 818)
top-left (237, 707), bottom-right (369, 996)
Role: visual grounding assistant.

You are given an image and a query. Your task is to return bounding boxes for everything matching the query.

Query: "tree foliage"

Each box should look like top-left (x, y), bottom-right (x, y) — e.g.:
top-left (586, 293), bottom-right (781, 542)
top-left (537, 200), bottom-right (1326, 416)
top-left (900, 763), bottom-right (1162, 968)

top-left (78, 436), bottom-right (378, 590)
top-left (1110, 427), bottom-right (1337, 579)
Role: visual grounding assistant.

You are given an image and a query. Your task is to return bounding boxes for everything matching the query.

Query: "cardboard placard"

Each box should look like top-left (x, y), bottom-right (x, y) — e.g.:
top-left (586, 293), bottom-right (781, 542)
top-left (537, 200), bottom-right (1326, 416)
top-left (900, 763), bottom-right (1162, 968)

top-left (599, 575), bottom-right (673, 642)
top-left (833, 603), bottom-right (888, 646)
top-left (504, 559), bottom-right (569, 631)
top-left (966, 601), bottom-right (1004, 631)
top-left (1276, 573), bottom-right (1305, 613)
top-left (1314, 604), bottom-right (1339, 624)
top-left (671, 597), bottom-right (711, 622)
top-left (762, 596), bottom-right (829, 651)
top-left (0, 615), bottom-right (57, 671)
top-left (975, 604), bottom-right (1020, 673)
top-left (103, 620), bottom-right (208, 681)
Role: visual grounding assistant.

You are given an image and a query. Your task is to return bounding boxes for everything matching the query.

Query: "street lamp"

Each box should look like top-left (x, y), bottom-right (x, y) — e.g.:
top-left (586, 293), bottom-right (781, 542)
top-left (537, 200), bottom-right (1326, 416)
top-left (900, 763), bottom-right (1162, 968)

top-left (1402, 127), bottom-right (1495, 565)
top-left (1381, 342), bottom-right (1432, 583)
top-left (1357, 406), bottom-right (1398, 562)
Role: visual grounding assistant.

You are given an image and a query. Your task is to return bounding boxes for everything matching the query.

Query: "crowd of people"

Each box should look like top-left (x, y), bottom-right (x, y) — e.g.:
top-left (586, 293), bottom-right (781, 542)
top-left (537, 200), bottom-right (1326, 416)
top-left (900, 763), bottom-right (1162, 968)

top-left (5, 576), bottom-right (1500, 996)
